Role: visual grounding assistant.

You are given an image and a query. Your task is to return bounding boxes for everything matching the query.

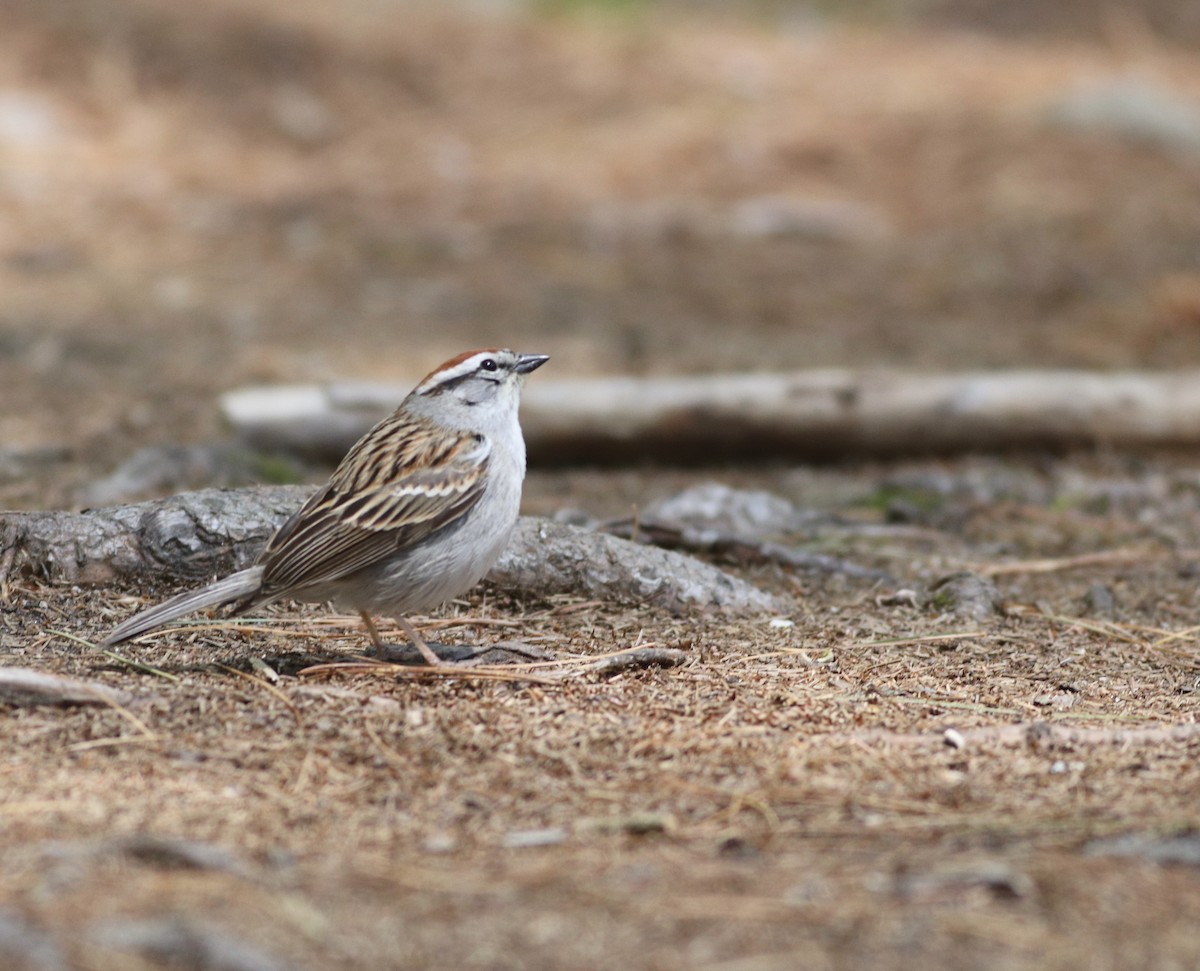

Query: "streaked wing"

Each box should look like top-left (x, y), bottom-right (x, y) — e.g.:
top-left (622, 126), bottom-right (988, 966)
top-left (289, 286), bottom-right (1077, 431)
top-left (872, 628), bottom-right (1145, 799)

top-left (257, 415), bottom-right (490, 595)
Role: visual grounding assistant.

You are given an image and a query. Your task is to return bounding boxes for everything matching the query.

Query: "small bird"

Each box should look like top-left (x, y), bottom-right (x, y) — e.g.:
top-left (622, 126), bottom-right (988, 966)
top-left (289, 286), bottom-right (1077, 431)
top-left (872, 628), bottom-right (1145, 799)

top-left (103, 348), bottom-right (549, 665)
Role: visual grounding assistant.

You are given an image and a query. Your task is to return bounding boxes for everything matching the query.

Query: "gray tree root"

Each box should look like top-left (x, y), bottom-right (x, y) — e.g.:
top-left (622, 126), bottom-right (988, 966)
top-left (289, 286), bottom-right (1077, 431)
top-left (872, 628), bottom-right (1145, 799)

top-left (0, 487), bottom-right (782, 616)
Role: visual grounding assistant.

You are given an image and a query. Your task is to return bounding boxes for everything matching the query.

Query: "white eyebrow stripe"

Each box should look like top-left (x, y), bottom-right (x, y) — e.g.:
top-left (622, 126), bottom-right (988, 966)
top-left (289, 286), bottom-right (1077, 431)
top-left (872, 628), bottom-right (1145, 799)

top-left (414, 352), bottom-right (495, 394)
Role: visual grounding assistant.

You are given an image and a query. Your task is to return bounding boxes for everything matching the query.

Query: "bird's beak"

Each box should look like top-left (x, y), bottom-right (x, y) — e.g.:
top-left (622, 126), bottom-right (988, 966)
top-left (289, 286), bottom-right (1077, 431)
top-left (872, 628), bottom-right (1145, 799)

top-left (515, 353), bottom-right (550, 375)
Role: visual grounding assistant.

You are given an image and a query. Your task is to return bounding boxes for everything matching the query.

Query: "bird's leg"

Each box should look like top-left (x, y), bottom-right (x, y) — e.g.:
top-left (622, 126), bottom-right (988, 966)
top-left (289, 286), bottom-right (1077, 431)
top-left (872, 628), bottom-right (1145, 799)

top-left (394, 616), bottom-right (443, 667)
top-left (359, 612), bottom-right (387, 650)
top-left (360, 611), bottom-right (442, 666)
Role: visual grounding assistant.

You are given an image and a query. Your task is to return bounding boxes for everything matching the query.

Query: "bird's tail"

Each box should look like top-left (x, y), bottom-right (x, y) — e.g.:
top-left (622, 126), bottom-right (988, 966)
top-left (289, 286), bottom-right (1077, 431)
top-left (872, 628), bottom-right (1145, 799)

top-left (102, 566), bottom-right (266, 646)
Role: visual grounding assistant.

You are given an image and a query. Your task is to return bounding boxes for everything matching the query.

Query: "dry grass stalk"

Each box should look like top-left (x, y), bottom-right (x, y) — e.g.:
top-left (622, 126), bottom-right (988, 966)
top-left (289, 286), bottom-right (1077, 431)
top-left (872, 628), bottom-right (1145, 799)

top-left (979, 547), bottom-right (1157, 576)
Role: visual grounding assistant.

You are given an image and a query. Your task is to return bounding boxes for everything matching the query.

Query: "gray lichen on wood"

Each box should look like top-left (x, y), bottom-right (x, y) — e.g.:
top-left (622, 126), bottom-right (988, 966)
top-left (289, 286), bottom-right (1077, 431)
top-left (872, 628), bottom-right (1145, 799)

top-left (1, 487), bottom-right (781, 616)
top-left (221, 368), bottom-right (1200, 464)
top-left (1, 486), bottom-right (310, 585)
top-left (492, 518), bottom-right (780, 615)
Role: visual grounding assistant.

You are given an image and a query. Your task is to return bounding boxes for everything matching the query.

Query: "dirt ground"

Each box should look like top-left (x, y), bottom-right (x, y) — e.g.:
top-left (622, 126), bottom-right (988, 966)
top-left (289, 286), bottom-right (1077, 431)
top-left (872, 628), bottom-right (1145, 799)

top-left (2, 1), bottom-right (1200, 968)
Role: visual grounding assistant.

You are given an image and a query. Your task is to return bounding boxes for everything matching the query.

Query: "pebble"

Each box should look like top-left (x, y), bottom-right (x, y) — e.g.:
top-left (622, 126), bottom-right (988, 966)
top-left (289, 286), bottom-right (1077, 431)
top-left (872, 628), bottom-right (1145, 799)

top-left (1046, 76), bottom-right (1200, 153)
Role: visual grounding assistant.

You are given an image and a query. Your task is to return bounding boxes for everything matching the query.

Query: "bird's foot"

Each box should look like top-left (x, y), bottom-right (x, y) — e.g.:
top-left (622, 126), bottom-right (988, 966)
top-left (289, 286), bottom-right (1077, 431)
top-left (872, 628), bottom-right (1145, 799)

top-left (366, 640), bottom-right (554, 666)
top-left (367, 640), bottom-right (480, 665)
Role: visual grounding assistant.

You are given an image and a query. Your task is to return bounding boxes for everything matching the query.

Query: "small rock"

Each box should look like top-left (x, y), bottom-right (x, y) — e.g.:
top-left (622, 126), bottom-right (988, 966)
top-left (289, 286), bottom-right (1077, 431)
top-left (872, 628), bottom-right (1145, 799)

top-left (271, 85), bottom-right (336, 145)
top-left (1033, 693), bottom-right (1075, 709)
top-left (883, 497), bottom-right (927, 524)
top-left (877, 589), bottom-right (921, 608)
top-left (0, 909), bottom-right (65, 971)
top-left (5, 244), bottom-right (83, 275)
top-left (112, 834), bottom-right (249, 876)
top-left (583, 199), bottom-right (704, 248)
top-left (585, 195), bottom-right (891, 247)
top-left (424, 830), bottom-right (456, 854)
top-left (1084, 832), bottom-right (1200, 866)
top-left (0, 91), bottom-right (63, 148)
top-left (925, 572), bottom-right (1002, 622)
top-left (1082, 582), bottom-right (1116, 617)
top-left (1046, 76), bottom-right (1200, 153)
top-left (727, 194), bottom-right (890, 242)
top-left (897, 861), bottom-right (1033, 901)
top-left (584, 812), bottom-right (676, 836)
top-left (422, 832), bottom-right (458, 854)
top-left (90, 919), bottom-right (286, 971)
top-left (644, 482), bottom-right (813, 538)
top-left (0, 444), bottom-right (71, 482)
top-left (717, 836), bottom-right (760, 860)
top-left (153, 274), bottom-right (197, 311)
top-left (551, 507), bottom-right (595, 528)
top-left (502, 828), bottom-right (568, 849)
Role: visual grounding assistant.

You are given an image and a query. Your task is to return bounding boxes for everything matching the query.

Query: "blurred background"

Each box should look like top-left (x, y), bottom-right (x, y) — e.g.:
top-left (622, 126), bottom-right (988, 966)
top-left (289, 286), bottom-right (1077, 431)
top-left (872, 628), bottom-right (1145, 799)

top-left (1, 0), bottom-right (1200, 504)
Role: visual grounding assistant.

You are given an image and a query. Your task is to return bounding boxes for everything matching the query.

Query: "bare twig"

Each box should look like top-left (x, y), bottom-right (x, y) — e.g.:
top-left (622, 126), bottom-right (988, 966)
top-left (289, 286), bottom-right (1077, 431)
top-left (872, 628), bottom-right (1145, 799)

top-left (295, 660), bottom-right (559, 686)
top-left (216, 664), bottom-right (301, 723)
top-left (579, 647), bottom-right (689, 676)
top-left (51, 628), bottom-right (183, 682)
top-left (978, 547), bottom-right (1158, 577)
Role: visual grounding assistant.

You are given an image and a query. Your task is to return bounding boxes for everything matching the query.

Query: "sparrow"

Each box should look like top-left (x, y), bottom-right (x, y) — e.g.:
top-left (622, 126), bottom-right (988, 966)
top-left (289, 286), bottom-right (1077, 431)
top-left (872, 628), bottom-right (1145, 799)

top-left (103, 348), bottom-right (549, 664)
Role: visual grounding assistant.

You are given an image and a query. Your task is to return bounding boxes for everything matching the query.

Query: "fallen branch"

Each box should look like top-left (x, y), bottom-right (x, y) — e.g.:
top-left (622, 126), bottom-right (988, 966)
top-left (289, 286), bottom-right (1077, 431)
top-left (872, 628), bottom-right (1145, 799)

top-left (581, 646), bottom-right (689, 676)
top-left (0, 667), bottom-right (132, 708)
top-left (222, 368), bottom-right (1200, 463)
top-left (0, 487), bottom-right (781, 616)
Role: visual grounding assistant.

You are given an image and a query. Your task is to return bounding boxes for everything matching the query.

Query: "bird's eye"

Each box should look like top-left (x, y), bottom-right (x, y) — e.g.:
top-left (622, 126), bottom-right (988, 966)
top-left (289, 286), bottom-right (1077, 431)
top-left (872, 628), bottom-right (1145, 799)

top-left (479, 358), bottom-right (498, 372)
